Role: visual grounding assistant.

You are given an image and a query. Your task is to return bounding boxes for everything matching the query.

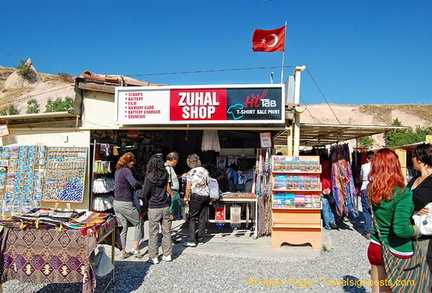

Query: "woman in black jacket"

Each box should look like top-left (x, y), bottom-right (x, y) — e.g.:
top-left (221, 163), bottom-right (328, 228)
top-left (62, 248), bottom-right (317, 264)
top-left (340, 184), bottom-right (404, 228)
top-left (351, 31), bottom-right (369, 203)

top-left (141, 154), bottom-right (172, 264)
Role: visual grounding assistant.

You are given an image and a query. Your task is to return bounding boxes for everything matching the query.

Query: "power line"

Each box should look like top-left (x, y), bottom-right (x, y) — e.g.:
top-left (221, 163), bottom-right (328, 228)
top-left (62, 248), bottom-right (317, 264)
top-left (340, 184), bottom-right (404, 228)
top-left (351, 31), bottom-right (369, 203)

top-left (10, 85), bottom-right (73, 104)
top-left (125, 66), bottom-right (298, 77)
top-left (300, 95), bottom-right (317, 124)
top-left (305, 68), bottom-right (341, 124)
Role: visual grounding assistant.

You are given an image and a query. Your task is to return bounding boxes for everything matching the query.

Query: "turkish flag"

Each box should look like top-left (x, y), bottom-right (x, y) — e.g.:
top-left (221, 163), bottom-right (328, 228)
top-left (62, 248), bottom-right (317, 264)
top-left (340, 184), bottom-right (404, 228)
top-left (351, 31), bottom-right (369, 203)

top-left (252, 26), bottom-right (286, 52)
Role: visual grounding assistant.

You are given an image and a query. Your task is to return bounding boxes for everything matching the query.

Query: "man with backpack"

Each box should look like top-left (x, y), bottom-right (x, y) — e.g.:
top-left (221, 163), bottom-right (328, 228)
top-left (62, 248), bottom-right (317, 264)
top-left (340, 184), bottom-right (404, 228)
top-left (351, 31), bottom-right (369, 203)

top-left (183, 154), bottom-right (210, 247)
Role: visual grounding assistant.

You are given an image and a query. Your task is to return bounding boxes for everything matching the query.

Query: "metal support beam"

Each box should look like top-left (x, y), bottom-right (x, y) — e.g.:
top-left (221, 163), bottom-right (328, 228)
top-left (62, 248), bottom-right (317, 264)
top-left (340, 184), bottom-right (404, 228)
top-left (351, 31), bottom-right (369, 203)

top-left (293, 66), bottom-right (306, 155)
top-left (287, 126), bottom-right (293, 155)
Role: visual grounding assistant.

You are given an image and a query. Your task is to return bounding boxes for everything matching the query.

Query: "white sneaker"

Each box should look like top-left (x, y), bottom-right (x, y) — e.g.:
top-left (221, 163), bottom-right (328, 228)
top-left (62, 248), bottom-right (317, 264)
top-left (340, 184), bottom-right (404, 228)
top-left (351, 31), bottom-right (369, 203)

top-left (131, 248), bottom-right (143, 259)
top-left (183, 242), bottom-right (197, 247)
top-left (147, 257), bottom-right (159, 264)
top-left (162, 255), bottom-right (172, 262)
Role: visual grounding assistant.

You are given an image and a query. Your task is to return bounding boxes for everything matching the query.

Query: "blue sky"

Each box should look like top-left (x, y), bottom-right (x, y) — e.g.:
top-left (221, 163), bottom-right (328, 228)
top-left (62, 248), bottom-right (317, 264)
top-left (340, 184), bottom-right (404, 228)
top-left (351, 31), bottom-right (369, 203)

top-left (1, 0), bottom-right (431, 105)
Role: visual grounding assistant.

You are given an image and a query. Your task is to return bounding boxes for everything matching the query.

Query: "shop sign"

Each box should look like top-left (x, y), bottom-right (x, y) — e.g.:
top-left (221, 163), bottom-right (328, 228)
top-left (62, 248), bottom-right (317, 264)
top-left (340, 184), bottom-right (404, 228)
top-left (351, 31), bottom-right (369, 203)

top-left (114, 84), bottom-right (284, 125)
top-left (260, 132), bottom-right (273, 148)
top-left (0, 123), bottom-right (10, 137)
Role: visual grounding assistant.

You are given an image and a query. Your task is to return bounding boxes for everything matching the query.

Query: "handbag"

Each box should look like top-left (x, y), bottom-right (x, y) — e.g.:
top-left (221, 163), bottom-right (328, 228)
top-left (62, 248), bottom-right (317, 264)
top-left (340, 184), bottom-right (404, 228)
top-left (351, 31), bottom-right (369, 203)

top-left (412, 203), bottom-right (432, 235)
top-left (134, 189), bottom-right (148, 214)
top-left (373, 218), bottom-right (430, 293)
top-left (132, 191), bottom-right (141, 211)
top-left (91, 245), bottom-right (114, 276)
top-left (208, 177), bottom-right (221, 200)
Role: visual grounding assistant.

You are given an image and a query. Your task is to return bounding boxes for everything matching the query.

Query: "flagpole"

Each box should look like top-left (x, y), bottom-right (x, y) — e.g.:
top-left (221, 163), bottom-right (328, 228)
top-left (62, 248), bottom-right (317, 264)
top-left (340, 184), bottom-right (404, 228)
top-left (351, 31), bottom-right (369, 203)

top-left (280, 22), bottom-right (287, 83)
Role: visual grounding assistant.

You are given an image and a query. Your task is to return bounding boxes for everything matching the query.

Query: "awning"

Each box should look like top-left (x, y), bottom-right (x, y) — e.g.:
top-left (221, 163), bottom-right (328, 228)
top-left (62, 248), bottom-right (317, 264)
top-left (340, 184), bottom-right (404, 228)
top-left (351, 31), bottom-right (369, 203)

top-left (0, 112), bottom-right (79, 126)
top-left (273, 123), bottom-right (409, 147)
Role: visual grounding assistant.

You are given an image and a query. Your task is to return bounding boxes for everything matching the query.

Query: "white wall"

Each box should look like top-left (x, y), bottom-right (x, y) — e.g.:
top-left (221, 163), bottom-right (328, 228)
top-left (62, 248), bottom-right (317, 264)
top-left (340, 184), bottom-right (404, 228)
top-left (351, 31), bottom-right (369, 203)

top-left (81, 91), bottom-right (119, 129)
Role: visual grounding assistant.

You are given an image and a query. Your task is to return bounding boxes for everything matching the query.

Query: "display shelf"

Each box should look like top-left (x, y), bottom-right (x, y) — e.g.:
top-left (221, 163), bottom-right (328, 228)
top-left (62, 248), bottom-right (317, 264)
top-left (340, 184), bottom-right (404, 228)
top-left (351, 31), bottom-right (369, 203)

top-left (272, 189), bottom-right (322, 192)
top-left (270, 155), bottom-right (322, 248)
top-left (90, 140), bottom-right (116, 212)
top-left (272, 155), bottom-right (321, 173)
top-left (272, 190), bottom-right (321, 209)
top-left (42, 147), bottom-right (87, 202)
top-left (0, 145), bottom-right (47, 217)
top-left (272, 207), bottom-right (321, 211)
top-left (272, 171), bottom-right (321, 174)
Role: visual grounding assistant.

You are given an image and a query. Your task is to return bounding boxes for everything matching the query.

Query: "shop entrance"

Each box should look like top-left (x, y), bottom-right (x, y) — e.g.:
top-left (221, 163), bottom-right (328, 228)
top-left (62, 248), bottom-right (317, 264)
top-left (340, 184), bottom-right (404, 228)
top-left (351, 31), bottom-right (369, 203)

top-left (88, 129), bottom-right (269, 235)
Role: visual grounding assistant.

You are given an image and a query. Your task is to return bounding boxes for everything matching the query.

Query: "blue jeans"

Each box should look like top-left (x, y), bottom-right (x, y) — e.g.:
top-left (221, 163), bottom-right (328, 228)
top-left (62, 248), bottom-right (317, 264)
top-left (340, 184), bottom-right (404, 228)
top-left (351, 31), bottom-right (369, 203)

top-left (322, 194), bottom-right (336, 229)
top-left (361, 189), bottom-right (372, 235)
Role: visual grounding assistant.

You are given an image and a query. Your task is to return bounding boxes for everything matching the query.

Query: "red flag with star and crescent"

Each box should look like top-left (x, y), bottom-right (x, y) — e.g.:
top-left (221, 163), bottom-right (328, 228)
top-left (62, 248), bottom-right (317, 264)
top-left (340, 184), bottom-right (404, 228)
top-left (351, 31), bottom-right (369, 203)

top-left (252, 26), bottom-right (286, 52)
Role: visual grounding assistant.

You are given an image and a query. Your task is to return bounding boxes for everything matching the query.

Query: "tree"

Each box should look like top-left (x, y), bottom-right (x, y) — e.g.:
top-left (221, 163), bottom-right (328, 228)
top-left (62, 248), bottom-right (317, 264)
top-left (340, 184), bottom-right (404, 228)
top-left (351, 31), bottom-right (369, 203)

top-left (386, 125), bottom-right (432, 147)
top-left (44, 97), bottom-right (74, 113)
top-left (16, 59), bottom-right (37, 81)
top-left (392, 117), bottom-right (403, 127)
top-left (6, 104), bottom-right (20, 115)
top-left (26, 99), bottom-right (40, 114)
top-left (58, 72), bottom-right (74, 83)
top-left (358, 136), bottom-right (374, 149)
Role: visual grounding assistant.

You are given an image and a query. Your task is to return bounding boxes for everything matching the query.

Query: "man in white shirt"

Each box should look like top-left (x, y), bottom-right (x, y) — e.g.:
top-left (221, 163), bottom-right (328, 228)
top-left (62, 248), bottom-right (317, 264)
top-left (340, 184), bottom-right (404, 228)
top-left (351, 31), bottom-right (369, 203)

top-left (360, 151), bottom-right (374, 239)
top-left (165, 152), bottom-right (180, 222)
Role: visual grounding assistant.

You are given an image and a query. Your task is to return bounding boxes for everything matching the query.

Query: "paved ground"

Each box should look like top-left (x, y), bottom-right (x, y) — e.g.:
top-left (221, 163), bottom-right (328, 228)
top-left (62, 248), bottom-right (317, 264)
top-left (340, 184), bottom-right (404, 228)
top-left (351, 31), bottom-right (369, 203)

top-left (120, 218), bottom-right (324, 263)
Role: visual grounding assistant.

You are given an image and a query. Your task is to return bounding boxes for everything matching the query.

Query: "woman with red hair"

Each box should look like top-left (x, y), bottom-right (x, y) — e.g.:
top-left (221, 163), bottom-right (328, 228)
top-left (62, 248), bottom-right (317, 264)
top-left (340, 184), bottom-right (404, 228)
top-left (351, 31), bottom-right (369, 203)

top-left (367, 148), bottom-right (420, 292)
top-left (113, 152), bottom-right (143, 259)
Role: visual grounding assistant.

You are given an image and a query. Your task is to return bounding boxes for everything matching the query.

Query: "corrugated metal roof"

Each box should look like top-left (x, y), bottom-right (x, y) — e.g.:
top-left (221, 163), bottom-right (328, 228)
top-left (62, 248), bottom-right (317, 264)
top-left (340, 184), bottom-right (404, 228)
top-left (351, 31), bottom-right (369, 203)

top-left (273, 123), bottom-right (410, 147)
top-left (0, 112), bottom-right (78, 126)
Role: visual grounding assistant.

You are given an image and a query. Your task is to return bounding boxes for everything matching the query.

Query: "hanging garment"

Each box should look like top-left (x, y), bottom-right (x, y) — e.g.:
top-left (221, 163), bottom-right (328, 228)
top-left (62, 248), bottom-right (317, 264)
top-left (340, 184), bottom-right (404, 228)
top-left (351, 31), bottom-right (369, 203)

top-left (93, 161), bottom-right (112, 174)
top-left (201, 130), bottom-right (221, 152)
top-left (100, 144), bottom-right (111, 156)
top-left (92, 178), bottom-right (115, 193)
top-left (92, 195), bottom-right (114, 211)
top-left (331, 144), bottom-right (358, 217)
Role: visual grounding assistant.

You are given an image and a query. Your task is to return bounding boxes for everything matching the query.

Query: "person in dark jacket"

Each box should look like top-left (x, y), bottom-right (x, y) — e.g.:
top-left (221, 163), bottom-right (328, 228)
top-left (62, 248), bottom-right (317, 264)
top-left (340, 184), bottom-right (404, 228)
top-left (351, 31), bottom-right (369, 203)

top-left (113, 152), bottom-right (143, 259)
top-left (141, 154), bottom-right (172, 264)
top-left (409, 143), bottom-right (432, 273)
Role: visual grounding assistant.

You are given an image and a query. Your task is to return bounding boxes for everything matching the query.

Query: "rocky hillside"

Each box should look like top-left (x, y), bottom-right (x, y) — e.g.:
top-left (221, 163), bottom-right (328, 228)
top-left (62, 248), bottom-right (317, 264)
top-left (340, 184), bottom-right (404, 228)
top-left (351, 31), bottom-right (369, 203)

top-left (0, 63), bottom-right (75, 115)
top-left (302, 103), bottom-right (432, 130)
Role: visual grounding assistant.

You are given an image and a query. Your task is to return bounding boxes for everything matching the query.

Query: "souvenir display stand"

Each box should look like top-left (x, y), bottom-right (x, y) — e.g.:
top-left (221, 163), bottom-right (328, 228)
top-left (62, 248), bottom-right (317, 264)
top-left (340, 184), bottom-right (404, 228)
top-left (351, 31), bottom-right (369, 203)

top-left (0, 146), bottom-right (117, 292)
top-left (0, 211), bottom-right (118, 293)
top-left (42, 147), bottom-right (87, 202)
top-left (0, 145), bottom-right (48, 217)
top-left (0, 146), bottom-right (88, 218)
top-left (270, 155), bottom-right (322, 248)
